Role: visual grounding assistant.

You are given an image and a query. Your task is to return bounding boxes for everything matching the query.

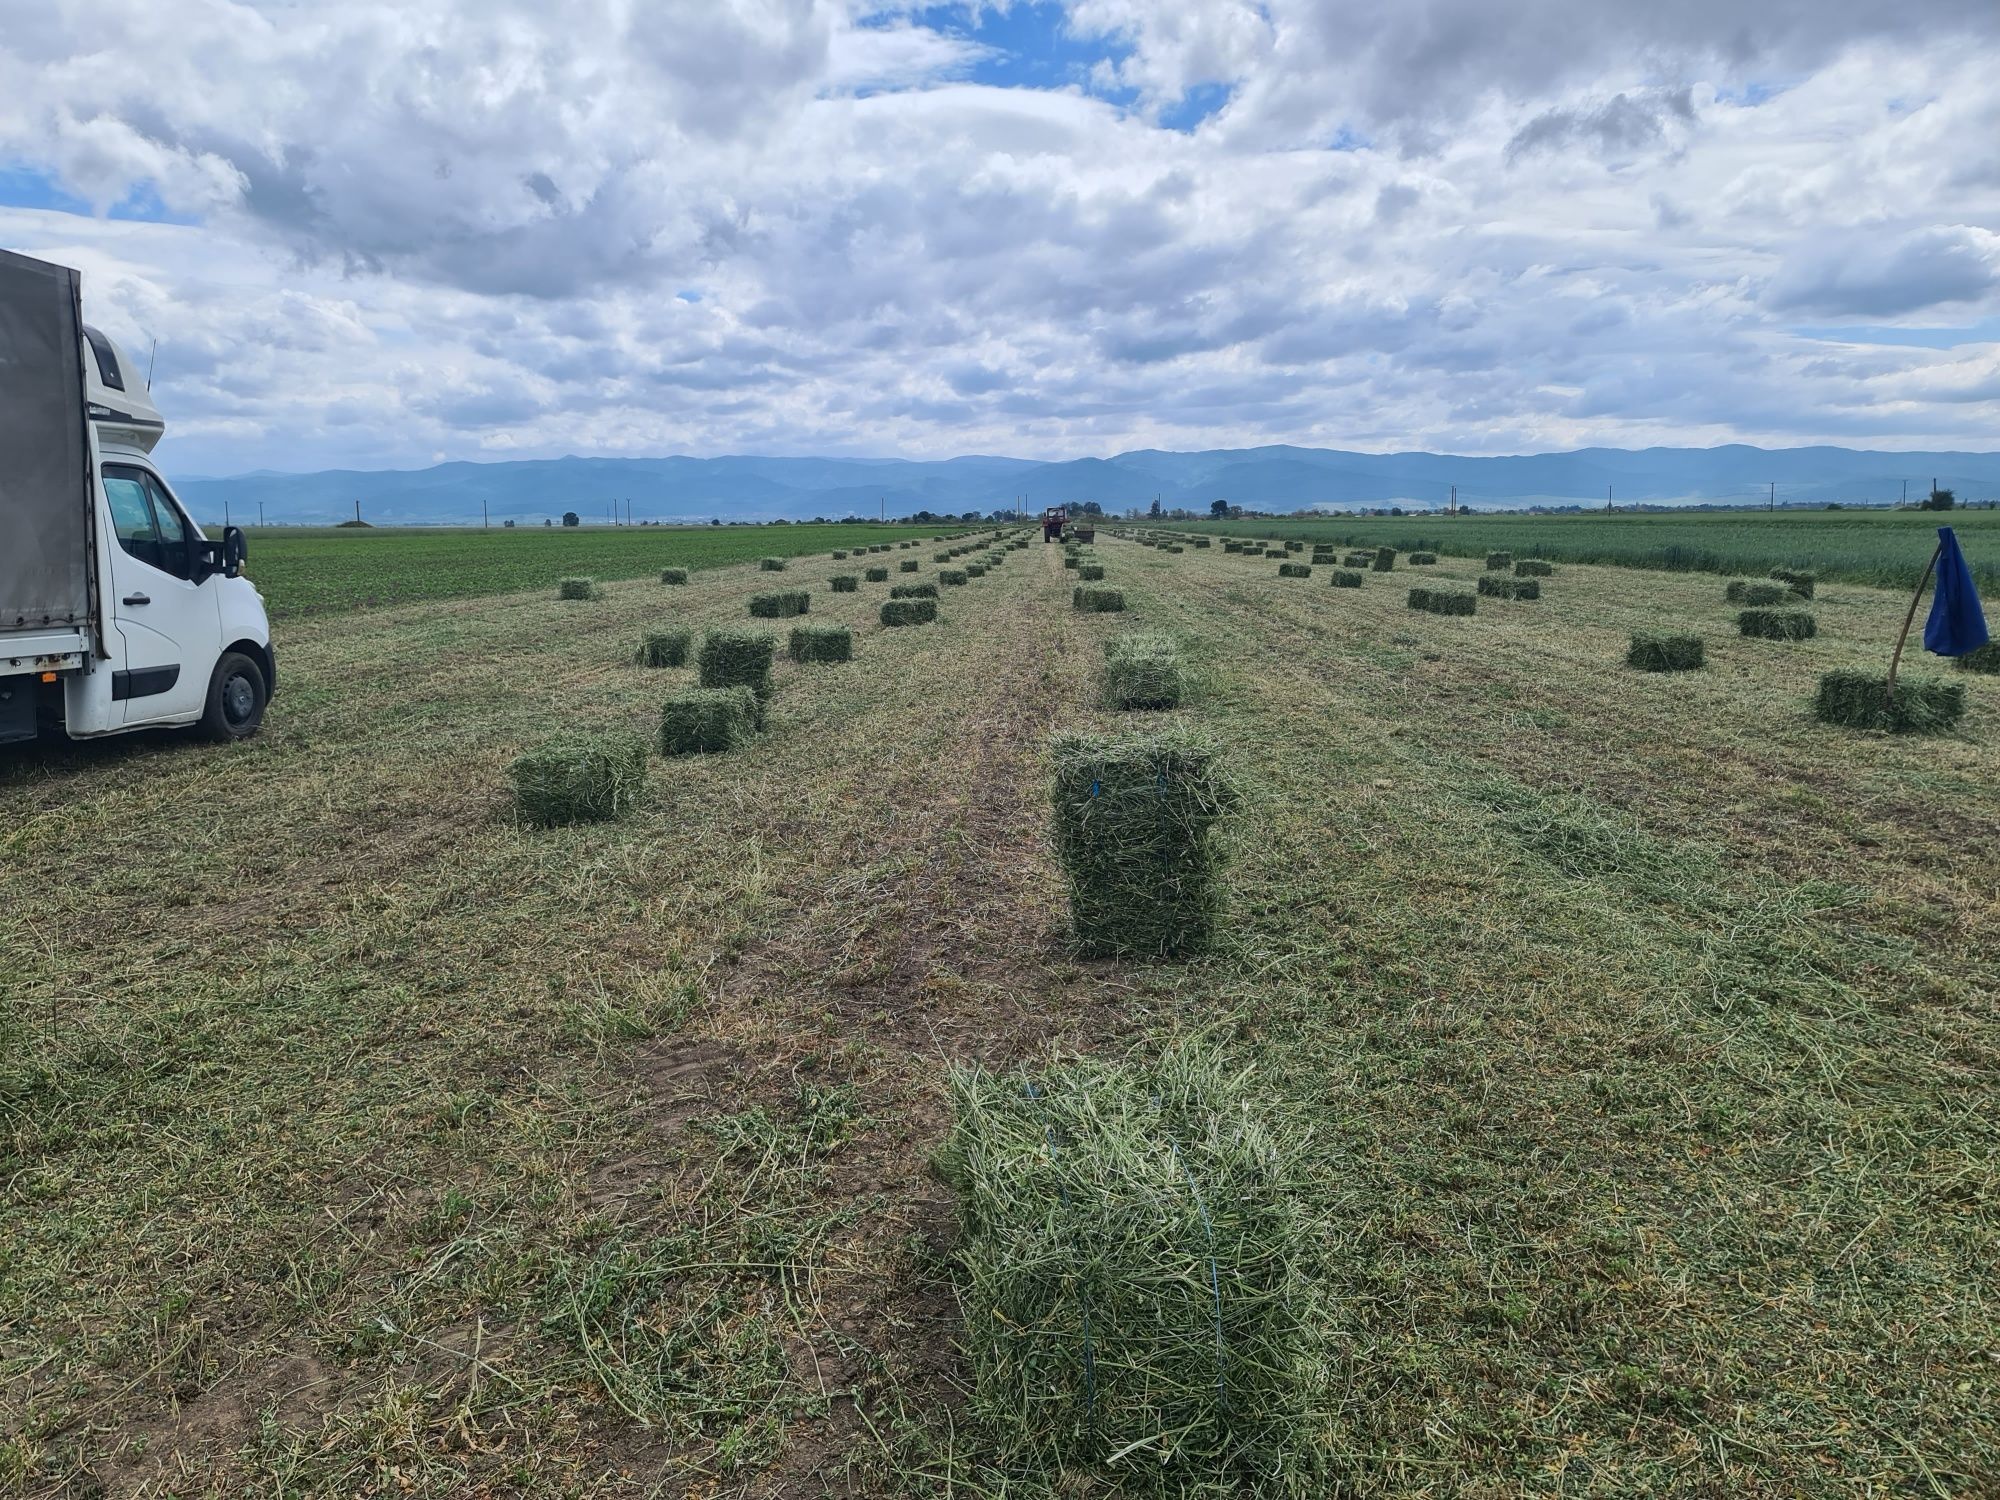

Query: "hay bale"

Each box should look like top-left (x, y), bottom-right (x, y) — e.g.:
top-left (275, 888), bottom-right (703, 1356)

top-left (697, 628), bottom-right (776, 727)
top-left (1625, 633), bottom-right (1705, 672)
top-left (939, 1041), bottom-right (1315, 1493)
top-left (891, 582), bottom-right (939, 599)
top-left (1515, 559), bottom-right (1554, 577)
top-left (557, 577), bottom-right (597, 600)
top-left (1372, 546), bottom-right (1397, 572)
top-left (1957, 643), bottom-right (2000, 674)
top-left (1073, 587), bottom-right (1126, 613)
top-left (1485, 552), bottom-right (1512, 571)
top-left (1738, 608), bottom-right (1817, 640)
top-left (1079, 564), bottom-right (1107, 582)
top-left (1477, 576), bottom-right (1540, 600)
top-left (830, 574), bottom-right (860, 593)
top-left (865, 565), bottom-right (890, 582)
top-left (880, 598), bottom-right (938, 627)
top-left (1224, 541), bottom-right (1244, 553)
top-left (1771, 568), bottom-right (1816, 599)
top-left (941, 568), bottom-right (970, 586)
top-left (1813, 671), bottom-right (1965, 733)
top-left (658, 686), bottom-right (759, 755)
top-left (1726, 581), bottom-right (1790, 606)
top-left (1064, 556), bottom-right (1081, 570)
top-left (1191, 536), bottom-right (1211, 548)
top-left (1277, 562), bottom-right (1312, 579)
top-left (967, 563), bottom-right (988, 578)
top-left (831, 550), bottom-right (848, 560)
top-left (635, 628), bottom-right (692, 668)
top-left (1341, 551), bottom-right (1373, 568)
top-left (759, 556), bottom-right (787, 572)
top-left (660, 567), bottom-right (690, 586)
top-left (1105, 632), bottom-right (1184, 710)
top-left (788, 624), bottom-right (853, 664)
top-left (900, 559), bottom-right (920, 573)
top-left (1408, 586), bottom-right (1477, 616)
top-left (748, 589), bottom-right (810, 618)
top-left (510, 732), bottom-right (647, 825)
top-left (1329, 570), bottom-right (1364, 588)
top-left (1408, 552), bottom-right (1438, 565)
top-left (1049, 728), bottom-right (1231, 956)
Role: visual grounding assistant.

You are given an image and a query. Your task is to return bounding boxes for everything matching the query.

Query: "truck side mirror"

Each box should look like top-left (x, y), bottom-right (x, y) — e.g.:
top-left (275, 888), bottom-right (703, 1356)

top-left (222, 526), bottom-right (248, 576)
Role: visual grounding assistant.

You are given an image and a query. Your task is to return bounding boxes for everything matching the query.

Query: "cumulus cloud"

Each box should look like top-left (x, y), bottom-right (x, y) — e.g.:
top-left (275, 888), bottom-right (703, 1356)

top-left (1766, 225), bottom-right (2000, 318)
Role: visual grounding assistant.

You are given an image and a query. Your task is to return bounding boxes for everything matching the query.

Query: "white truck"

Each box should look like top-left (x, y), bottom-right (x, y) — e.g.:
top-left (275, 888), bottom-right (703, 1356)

top-left (1, 248), bottom-right (273, 746)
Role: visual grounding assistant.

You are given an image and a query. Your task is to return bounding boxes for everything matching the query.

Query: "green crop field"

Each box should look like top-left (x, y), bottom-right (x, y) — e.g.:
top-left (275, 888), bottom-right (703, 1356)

top-left (1184, 505), bottom-right (2000, 592)
top-left (4, 532), bottom-right (1996, 1495)
top-left (236, 522), bottom-right (950, 618)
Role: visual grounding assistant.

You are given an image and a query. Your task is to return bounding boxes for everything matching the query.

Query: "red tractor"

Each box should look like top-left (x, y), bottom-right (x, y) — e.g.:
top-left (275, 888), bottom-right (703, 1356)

top-left (1041, 505), bottom-right (1068, 542)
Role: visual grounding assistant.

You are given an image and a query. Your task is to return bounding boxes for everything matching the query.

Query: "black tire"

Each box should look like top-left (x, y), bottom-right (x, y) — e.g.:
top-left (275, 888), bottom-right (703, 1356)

top-left (199, 651), bottom-right (267, 742)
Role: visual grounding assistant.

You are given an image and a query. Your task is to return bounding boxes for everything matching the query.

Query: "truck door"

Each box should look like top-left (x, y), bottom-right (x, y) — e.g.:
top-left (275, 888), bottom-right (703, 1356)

top-left (101, 464), bottom-right (218, 724)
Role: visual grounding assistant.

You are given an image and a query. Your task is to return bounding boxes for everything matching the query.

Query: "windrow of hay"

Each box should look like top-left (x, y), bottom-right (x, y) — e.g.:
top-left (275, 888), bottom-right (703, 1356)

top-left (660, 567), bottom-right (690, 586)
top-left (1726, 581), bottom-right (1790, 606)
top-left (1409, 586), bottom-right (1477, 616)
top-left (658, 686), bottom-right (760, 755)
top-left (510, 731), bottom-right (647, 825)
top-left (1627, 634), bottom-right (1705, 672)
top-left (829, 574), bottom-right (859, 593)
top-left (697, 628), bottom-right (777, 727)
top-left (1812, 671), bottom-right (1965, 733)
top-left (635, 628), bottom-right (692, 668)
top-left (557, 577), bottom-right (597, 600)
top-left (748, 590), bottom-right (810, 619)
top-left (1074, 587), bottom-right (1126, 613)
top-left (1738, 608), bottom-right (1817, 640)
top-left (1105, 632), bottom-right (1185, 710)
top-left (938, 1040), bottom-right (1319, 1497)
top-left (880, 598), bottom-right (939, 626)
top-left (788, 624), bottom-right (853, 664)
top-left (1049, 727), bottom-right (1232, 957)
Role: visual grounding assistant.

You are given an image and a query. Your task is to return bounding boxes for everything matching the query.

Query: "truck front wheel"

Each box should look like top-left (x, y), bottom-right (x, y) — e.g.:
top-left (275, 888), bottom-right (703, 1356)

top-left (199, 652), bottom-right (268, 742)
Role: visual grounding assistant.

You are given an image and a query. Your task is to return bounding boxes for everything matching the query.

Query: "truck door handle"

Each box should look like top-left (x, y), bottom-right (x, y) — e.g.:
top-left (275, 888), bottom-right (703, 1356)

top-left (122, 592), bottom-right (151, 606)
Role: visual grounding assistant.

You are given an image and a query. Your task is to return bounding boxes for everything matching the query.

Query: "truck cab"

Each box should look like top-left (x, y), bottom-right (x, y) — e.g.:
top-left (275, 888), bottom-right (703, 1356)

top-left (1, 249), bottom-right (274, 746)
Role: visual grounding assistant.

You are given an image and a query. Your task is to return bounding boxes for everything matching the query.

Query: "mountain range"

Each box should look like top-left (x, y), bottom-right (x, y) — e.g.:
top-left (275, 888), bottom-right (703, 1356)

top-left (173, 444), bottom-right (2000, 526)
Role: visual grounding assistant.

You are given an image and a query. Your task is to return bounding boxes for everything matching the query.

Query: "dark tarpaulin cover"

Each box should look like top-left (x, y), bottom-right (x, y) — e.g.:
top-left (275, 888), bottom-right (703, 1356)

top-left (0, 248), bottom-right (92, 630)
top-left (1924, 526), bottom-right (1989, 657)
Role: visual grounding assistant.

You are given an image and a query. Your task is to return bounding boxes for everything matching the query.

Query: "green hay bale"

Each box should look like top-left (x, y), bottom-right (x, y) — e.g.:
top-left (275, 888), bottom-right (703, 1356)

top-left (1079, 564), bottom-right (1107, 582)
top-left (829, 574), bottom-right (860, 593)
top-left (1813, 671), bottom-right (1964, 733)
top-left (1477, 576), bottom-right (1540, 600)
top-left (1726, 580), bottom-right (1790, 606)
top-left (1191, 536), bottom-right (1211, 548)
top-left (1627, 634), bottom-right (1705, 672)
top-left (1049, 728), bottom-right (1231, 956)
top-left (1957, 643), bottom-right (2000, 674)
top-left (1162, 544), bottom-right (1184, 554)
top-left (1408, 586), bottom-right (1477, 616)
top-left (1309, 549), bottom-right (1335, 565)
top-left (1064, 556), bottom-right (1081, 570)
top-left (658, 686), bottom-right (759, 756)
top-left (660, 567), bottom-right (690, 586)
top-left (1277, 562), bottom-right (1312, 578)
top-left (967, 564), bottom-right (988, 578)
top-left (864, 566), bottom-right (890, 582)
top-left (1408, 552), bottom-right (1438, 565)
top-left (1515, 559), bottom-right (1554, 577)
top-left (1771, 568), bottom-right (1817, 599)
top-left (557, 576), bottom-right (597, 600)
top-left (900, 559), bottom-right (920, 573)
top-left (1738, 608), bottom-right (1817, 640)
top-left (697, 628), bottom-right (777, 727)
top-left (1073, 587), bottom-right (1126, 613)
top-left (1283, 540), bottom-right (1304, 552)
top-left (939, 1040), bottom-right (1316, 1494)
top-left (747, 589), bottom-right (810, 619)
top-left (635, 628), bottom-right (692, 668)
top-left (1485, 552), bottom-right (1513, 571)
top-left (1329, 570), bottom-right (1364, 588)
top-left (1224, 541), bottom-right (1245, 553)
top-left (831, 550), bottom-right (848, 560)
top-left (871, 544), bottom-right (890, 553)
top-left (1341, 551), bottom-right (1373, 568)
top-left (880, 598), bottom-right (938, 627)
top-left (758, 556), bottom-right (787, 572)
top-left (1104, 632), bottom-right (1184, 711)
top-left (1372, 546), bottom-right (1397, 572)
top-left (510, 732), bottom-right (647, 826)
top-left (788, 624), bottom-right (853, 664)
top-left (940, 568), bottom-right (970, 586)
top-left (891, 582), bottom-right (939, 599)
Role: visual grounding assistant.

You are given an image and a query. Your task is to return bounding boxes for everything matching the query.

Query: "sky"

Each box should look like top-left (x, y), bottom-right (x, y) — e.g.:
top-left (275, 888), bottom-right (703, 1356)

top-left (2, 0), bottom-right (1999, 477)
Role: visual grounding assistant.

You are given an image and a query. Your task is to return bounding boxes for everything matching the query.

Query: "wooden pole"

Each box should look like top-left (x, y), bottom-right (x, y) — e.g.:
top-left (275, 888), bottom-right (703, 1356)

top-left (1885, 542), bottom-right (1942, 701)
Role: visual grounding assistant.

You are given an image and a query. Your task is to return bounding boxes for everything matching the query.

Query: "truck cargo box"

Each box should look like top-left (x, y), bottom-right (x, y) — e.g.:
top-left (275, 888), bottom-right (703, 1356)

top-left (0, 248), bottom-right (94, 638)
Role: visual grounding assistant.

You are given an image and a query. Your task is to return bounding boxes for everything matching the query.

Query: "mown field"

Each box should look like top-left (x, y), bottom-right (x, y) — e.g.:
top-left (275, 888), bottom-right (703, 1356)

top-left (235, 523), bottom-right (944, 618)
top-left (2, 528), bottom-right (1996, 1496)
top-left (1183, 506), bottom-right (2000, 592)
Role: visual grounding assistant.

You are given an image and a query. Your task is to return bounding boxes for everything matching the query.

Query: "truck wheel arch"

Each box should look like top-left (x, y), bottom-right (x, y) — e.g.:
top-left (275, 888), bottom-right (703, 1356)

top-left (225, 637), bottom-right (276, 699)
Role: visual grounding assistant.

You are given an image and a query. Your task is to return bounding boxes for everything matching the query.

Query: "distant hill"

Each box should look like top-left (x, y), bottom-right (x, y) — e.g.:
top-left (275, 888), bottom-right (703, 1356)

top-left (173, 444), bottom-right (2000, 526)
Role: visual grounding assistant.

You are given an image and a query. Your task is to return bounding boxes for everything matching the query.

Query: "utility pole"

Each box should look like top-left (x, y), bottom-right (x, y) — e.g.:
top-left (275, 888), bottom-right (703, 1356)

top-left (1902, 479), bottom-right (1908, 508)
top-left (258, 501), bottom-right (264, 527)
top-left (879, 495), bottom-right (884, 523)
top-left (355, 499), bottom-right (362, 526)
top-left (1449, 484), bottom-right (1457, 515)
top-left (482, 497), bottom-right (489, 530)
top-left (1769, 481), bottom-right (1776, 511)
top-left (224, 499), bottom-right (230, 528)
top-left (1606, 484), bottom-right (1612, 513)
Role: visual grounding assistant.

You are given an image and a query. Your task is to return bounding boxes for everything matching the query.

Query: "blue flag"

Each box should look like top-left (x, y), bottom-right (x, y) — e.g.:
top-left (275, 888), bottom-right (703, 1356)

top-left (1924, 526), bottom-right (1989, 656)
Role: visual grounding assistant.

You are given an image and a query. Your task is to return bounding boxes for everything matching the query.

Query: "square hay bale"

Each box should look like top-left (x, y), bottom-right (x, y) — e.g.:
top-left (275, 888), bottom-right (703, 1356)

top-left (1191, 536), bottom-right (1211, 548)
top-left (1627, 633), bottom-right (1705, 672)
top-left (967, 563), bottom-right (988, 578)
top-left (1224, 541), bottom-right (1245, 553)
top-left (1737, 608), bottom-right (1817, 640)
top-left (1284, 540), bottom-right (1304, 552)
top-left (1485, 552), bottom-right (1513, 571)
top-left (697, 628), bottom-right (777, 727)
top-left (880, 598), bottom-right (938, 626)
top-left (557, 576), bottom-right (597, 600)
top-left (1310, 548), bottom-right (1336, 564)
top-left (788, 624), bottom-right (853, 664)
top-left (1957, 642), bottom-right (2000, 674)
top-left (891, 582), bottom-right (939, 599)
top-left (748, 589), bottom-right (810, 618)
top-left (1073, 586), bottom-right (1126, 613)
top-left (1408, 552), bottom-right (1439, 565)
top-left (1477, 576), bottom-right (1540, 600)
top-left (1341, 551), bottom-right (1374, 568)
top-left (939, 1041), bottom-right (1316, 1494)
top-left (864, 565), bottom-right (890, 582)
top-left (1065, 555), bottom-right (1082, 570)
top-left (1049, 728), bottom-right (1232, 956)
top-left (1079, 564), bottom-right (1107, 582)
top-left (829, 574), bottom-right (860, 593)
top-left (1105, 632), bottom-right (1184, 710)
top-left (658, 686), bottom-right (760, 755)
top-left (1409, 586), bottom-right (1477, 616)
top-left (635, 628), bottom-right (692, 668)
top-left (660, 567), bottom-right (690, 586)
top-left (511, 732), bottom-right (647, 825)
top-left (1771, 568), bottom-right (1816, 599)
top-left (1813, 671), bottom-right (1964, 733)
top-left (900, 559), bottom-right (920, 573)
top-left (1277, 561), bottom-right (1312, 578)
top-left (1372, 546), bottom-right (1397, 572)
top-left (759, 556), bottom-right (787, 572)
top-left (1162, 544), bottom-right (1184, 554)
top-left (1726, 580), bottom-right (1790, 606)
top-left (1515, 559), bottom-right (1554, 577)
top-left (871, 544), bottom-right (890, 553)
top-left (1329, 569), bottom-right (1364, 588)
top-left (940, 568), bottom-right (970, 586)
top-left (831, 550), bottom-right (848, 560)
